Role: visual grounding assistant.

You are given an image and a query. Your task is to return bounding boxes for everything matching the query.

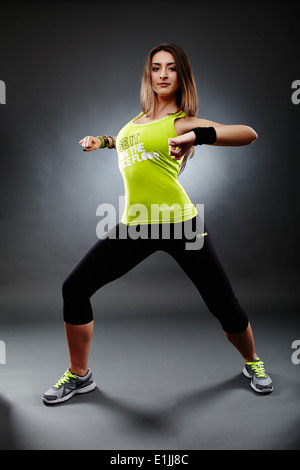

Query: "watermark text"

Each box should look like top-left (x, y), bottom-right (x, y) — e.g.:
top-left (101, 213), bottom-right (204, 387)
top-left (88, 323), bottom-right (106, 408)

top-left (291, 80), bottom-right (300, 105)
top-left (291, 340), bottom-right (300, 365)
top-left (0, 80), bottom-right (6, 104)
top-left (0, 340), bottom-right (6, 364)
top-left (96, 197), bottom-right (206, 250)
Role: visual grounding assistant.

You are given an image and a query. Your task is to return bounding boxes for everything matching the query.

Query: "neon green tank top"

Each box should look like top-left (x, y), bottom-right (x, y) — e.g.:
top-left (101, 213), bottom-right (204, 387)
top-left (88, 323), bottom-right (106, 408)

top-left (116, 111), bottom-right (198, 225)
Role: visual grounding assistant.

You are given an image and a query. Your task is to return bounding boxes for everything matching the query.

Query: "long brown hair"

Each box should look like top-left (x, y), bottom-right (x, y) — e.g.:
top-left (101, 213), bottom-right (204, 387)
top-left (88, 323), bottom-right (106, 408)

top-left (140, 43), bottom-right (199, 173)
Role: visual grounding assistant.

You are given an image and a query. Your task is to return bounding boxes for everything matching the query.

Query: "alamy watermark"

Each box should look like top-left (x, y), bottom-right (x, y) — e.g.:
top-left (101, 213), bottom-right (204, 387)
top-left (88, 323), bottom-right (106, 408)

top-left (291, 80), bottom-right (300, 105)
top-left (291, 340), bottom-right (300, 365)
top-left (0, 80), bottom-right (6, 104)
top-left (96, 197), bottom-right (206, 250)
top-left (0, 340), bottom-right (6, 364)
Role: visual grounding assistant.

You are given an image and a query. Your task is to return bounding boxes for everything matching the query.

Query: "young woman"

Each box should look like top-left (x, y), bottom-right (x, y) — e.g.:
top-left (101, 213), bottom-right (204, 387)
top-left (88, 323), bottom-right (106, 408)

top-left (43, 44), bottom-right (273, 405)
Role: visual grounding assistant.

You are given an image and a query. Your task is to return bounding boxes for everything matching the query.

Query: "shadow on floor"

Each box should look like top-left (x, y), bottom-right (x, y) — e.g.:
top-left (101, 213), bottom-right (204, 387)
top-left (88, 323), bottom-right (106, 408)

top-left (47, 373), bottom-right (248, 432)
top-left (0, 395), bottom-right (20, 450)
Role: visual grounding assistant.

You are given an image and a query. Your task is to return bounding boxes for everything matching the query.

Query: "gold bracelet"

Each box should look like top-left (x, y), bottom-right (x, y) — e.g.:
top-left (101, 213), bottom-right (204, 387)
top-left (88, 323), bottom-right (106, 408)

top-left (109, 136), bottom-right (116, 149)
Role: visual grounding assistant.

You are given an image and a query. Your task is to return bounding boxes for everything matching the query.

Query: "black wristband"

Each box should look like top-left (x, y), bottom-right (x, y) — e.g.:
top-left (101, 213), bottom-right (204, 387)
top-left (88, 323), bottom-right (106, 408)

top-left (191, 127), bottom-right (217, 145)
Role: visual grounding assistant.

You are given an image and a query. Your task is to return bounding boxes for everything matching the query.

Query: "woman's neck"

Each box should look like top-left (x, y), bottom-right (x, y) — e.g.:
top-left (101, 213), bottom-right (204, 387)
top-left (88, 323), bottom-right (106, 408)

top-left (151, 96), bottom-right (178, 119)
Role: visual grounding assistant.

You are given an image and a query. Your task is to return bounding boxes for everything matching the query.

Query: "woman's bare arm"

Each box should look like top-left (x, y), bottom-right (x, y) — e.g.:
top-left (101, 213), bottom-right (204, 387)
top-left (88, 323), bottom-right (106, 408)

top-left (169, 117), bottom-right (258, 159)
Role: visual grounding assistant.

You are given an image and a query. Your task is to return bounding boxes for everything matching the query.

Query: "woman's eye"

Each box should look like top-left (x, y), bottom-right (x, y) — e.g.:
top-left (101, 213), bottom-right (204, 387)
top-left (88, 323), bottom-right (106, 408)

top-left (151, 66), bottom-right (176, 72)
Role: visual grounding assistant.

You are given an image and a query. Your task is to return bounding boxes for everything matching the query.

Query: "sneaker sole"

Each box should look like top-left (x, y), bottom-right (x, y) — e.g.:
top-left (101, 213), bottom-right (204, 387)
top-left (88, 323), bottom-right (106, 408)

top-left (43, 381), bottom-right (97, 405)
top-left (242, 367), bottom-right (273, 394)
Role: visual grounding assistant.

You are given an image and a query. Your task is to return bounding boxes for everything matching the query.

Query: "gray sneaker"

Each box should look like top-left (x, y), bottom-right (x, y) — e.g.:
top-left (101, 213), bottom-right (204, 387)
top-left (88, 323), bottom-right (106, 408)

top-left (43, 368), bottom-right (96, 405)
top-left (243, 358), bottom-right (273, 394)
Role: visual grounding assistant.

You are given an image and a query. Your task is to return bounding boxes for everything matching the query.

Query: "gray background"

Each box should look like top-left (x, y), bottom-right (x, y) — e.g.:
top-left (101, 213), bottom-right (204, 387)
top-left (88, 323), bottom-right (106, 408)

top-left (0, 0), bottom-right (299, 451)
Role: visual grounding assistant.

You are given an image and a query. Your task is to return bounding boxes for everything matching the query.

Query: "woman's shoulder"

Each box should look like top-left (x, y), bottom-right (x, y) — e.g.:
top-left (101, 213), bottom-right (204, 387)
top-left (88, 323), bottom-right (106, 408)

top-left (174, 115), bottom-right (198, 135)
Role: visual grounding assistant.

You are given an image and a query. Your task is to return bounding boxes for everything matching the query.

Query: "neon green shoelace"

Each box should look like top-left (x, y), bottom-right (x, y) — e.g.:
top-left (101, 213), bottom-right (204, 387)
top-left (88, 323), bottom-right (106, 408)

top-left (248, 360), bottom-right (267, 378)
top-left (54, 370), bottom-right (77, 388)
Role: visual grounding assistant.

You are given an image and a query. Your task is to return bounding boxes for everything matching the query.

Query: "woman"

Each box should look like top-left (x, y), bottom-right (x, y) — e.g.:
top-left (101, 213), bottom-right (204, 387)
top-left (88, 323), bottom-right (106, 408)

top-left (43, 44), bottom-right (273, 405)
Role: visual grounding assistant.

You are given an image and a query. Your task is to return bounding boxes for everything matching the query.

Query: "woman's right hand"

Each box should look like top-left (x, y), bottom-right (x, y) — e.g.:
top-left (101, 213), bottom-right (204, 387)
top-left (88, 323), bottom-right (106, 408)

top-left (79, 136), bottom-right (102, 151)
top-left (168, 131), bottom-right (196, 160)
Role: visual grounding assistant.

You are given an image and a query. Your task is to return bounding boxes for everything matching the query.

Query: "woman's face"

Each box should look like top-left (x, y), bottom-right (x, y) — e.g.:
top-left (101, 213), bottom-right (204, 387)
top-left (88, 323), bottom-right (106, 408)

top-left (151, 50), bottom-right (179, 100)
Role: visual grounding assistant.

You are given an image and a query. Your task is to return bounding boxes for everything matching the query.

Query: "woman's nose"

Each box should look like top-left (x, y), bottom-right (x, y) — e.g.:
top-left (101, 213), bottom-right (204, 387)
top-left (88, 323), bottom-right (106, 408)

top-left (160, 68), bottom-right (168, 79)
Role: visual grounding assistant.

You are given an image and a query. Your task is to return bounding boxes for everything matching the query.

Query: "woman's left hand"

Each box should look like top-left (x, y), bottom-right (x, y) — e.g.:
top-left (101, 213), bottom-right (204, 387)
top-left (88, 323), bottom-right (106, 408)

top-left (168, 131), bottom-right (196, 160)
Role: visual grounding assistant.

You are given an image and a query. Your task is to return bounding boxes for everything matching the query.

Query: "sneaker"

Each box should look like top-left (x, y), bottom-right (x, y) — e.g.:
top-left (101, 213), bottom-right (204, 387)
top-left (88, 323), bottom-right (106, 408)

top-left (242, 357), bottom-right (273, 394)
top-left (43, 368), bottom-right (96, 405)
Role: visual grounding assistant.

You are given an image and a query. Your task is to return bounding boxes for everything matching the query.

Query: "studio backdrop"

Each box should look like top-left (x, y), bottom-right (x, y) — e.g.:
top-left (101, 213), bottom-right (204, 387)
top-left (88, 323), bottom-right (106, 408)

top-left (0, 0), bottom-right (299, 323)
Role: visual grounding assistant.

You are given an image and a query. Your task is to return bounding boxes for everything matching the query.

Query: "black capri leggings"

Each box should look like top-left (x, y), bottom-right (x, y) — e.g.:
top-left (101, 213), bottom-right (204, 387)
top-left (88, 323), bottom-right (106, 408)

top-left (62, 216), bottom-right (249, 333)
